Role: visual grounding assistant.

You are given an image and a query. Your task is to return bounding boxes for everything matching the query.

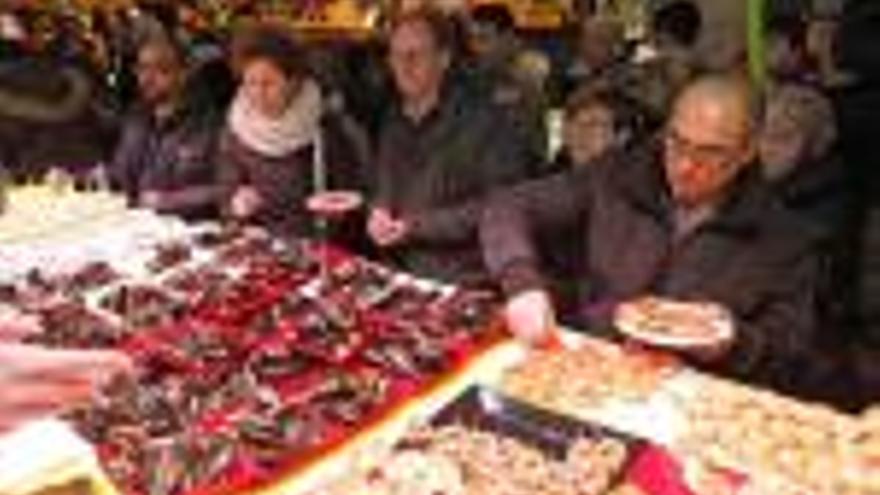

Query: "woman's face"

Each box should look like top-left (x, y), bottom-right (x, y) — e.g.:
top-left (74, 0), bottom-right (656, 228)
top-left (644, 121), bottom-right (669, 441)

top-left (563, 104), bottom-right (616, 167)
top-left (241, 58), bottom-right (297, 119)
top-left (759, 104), bottom-right (808, 180)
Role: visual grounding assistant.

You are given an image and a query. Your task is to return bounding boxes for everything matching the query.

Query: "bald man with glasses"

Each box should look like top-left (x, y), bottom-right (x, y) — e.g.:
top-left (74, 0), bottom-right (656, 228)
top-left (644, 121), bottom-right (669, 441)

top-left (481, 75), bottom-right (826, 393)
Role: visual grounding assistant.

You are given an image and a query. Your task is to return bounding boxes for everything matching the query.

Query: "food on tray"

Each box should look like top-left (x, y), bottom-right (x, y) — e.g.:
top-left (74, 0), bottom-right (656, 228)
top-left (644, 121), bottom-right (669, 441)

top-left (24, 302), bottom-right (125, 348)
top-left (502, 343), bottom-right (678, 412)
top-left (0, 185), bottom-right (126, 244)
top-left (363, 324), bottom-right (449, 378)
top-left (680, 377), bottom-right (872, 494)
top-left (99, 285), bottom-right (186, 328)
top-left (318, 425), bottom-right (628, 495)
top-left (607, 484), bottom-right (647, 495)
top-left (615, 297), bottom-right (734, 348)
top-left (64, 261), bottom-right (119, 294)
top-left (294, 300), bottom-right (365, 362)
top-left (165, 266), bottom-right (233, 296)
top-left (6, 234), bottom-right (507, 495)
top-left (148, 242), bottom-right (192, 273)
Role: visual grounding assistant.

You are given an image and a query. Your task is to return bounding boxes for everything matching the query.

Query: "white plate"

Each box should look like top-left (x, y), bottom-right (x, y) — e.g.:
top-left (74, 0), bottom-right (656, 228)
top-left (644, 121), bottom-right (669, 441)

top-left (614, 298), bottom-right (734, 350)
top-left (306, 190), bottom-right (364, 215)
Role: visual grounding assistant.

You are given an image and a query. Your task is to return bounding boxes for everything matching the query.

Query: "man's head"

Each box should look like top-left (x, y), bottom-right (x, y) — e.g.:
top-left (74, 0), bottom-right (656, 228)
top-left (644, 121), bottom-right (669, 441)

top-left (578, 16), bottom-right (623, 70)
top-left (663, 75), bottom-right (757, 208)
top-left (387, 9), bottom-right (453, 107)
top-left (563, 87), bottom-right (633, 167)
top-left (135, 34), bottom-right (187, 108)
top-left (652, 0), bottom-right (702, 49)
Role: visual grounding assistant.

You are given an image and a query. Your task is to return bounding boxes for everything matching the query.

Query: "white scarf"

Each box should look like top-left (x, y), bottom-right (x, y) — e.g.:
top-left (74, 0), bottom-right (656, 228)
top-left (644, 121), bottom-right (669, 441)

top-left (228, 78), bottom-right (323, 158)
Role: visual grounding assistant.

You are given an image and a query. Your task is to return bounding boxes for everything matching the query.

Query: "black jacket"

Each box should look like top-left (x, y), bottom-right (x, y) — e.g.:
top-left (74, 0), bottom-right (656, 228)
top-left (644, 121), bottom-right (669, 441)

top-left (482, 142), bottom-right (825, 389)
top-left (375, 78), bottom-right (531, 284)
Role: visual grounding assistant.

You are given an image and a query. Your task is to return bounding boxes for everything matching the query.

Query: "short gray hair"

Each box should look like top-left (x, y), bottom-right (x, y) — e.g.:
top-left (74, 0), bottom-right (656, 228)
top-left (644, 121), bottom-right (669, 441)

top-left (764, 83), bottom-right (837, 160)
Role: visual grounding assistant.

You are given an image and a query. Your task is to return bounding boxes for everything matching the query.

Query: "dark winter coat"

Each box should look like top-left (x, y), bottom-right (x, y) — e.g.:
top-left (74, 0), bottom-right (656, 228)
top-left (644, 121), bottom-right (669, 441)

top-left (482, 141), bottom-right (825, 389)
top-left (374, 80), bottom-right (531, 284)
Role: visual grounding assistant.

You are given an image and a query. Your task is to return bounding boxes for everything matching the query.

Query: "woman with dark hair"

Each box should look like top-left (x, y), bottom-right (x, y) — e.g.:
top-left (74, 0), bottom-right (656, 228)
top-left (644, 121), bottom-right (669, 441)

top-left (217, 26), bottom-right (367, 239)
top-left (556, 85), bottom-right (644, 171)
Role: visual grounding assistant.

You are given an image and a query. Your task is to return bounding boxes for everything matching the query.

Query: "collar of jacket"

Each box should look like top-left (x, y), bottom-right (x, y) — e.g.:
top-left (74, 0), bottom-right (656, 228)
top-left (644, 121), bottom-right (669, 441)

top-left (132, 92), bottom-right (204, 134)
top-left (610, 140), bottom-right (771, 239)
top-left (390, 72), bottom-right (470, 131)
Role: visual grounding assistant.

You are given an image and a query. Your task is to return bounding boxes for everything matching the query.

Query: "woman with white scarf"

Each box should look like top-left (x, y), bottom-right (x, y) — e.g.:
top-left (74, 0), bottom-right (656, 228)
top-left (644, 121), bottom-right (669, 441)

top-left (217, 27), bottom-right (365, 237)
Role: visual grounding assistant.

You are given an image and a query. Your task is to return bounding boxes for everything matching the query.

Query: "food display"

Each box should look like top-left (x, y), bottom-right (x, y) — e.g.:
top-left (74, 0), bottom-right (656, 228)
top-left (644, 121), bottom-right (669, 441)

top-left (0, 224), bottom-right (508, 495)
top-left (502, 342), bottom-right (678, 412)
top-left (320, 426), bottom-right (627, 495)
top-left (0, 211), bottom-right (876, 495)
top-left (679, 378), bottom-right (879, 494)
top-left (24, 301), bottom-right (125, 349)
top-left (614, 298), bottom-right (734, 349)
top-left (0, 185), bottom-right (127, 244)
top-left (99, 284), bottom-right (186, 329)
top-left (315, 387), bottom-right (633, 495)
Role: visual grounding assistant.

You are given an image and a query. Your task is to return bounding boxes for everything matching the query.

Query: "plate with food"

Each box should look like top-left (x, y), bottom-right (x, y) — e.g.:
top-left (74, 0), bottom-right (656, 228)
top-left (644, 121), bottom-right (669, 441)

top-left (614, 297), bottom-right (734, 350)
top-left (306, 190), bottom-right (364, 217)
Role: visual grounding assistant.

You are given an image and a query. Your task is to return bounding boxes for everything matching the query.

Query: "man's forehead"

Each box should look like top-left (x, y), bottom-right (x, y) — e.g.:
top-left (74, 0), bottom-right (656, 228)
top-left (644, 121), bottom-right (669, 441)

top-left (139, 44), bottom-right (179, 65)
top-left (391, 20), bottom-right (436, 49)
top-left (672, 91), bottom-right (751, 143)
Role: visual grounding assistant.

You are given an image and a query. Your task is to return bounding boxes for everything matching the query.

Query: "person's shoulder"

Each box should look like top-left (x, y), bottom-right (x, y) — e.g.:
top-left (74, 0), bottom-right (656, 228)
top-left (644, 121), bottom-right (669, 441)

top-left (756, 184), bottom-right (827, 256)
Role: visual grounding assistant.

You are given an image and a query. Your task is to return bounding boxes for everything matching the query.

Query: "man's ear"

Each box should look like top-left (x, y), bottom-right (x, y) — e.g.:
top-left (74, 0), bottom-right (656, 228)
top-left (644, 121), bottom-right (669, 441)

top-left (438, 50), bottom-right (452, 73)
top-left (741, 135), bottom-right (759, 165)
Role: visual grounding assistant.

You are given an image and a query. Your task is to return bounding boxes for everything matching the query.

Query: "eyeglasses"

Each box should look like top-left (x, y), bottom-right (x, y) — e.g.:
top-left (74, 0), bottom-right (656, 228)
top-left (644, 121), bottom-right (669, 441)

top-left (664, 127), bottom-right (744, 170)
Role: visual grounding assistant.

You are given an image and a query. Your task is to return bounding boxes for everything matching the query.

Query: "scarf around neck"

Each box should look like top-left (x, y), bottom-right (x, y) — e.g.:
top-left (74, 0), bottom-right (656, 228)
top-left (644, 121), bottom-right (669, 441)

top-left (228, 78), bottom-right (323, 158)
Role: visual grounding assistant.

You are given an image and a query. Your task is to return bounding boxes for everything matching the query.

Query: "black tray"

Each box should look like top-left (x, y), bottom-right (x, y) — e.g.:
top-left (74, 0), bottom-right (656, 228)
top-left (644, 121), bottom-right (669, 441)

top-left (429, 385), bottom-right (642, 463)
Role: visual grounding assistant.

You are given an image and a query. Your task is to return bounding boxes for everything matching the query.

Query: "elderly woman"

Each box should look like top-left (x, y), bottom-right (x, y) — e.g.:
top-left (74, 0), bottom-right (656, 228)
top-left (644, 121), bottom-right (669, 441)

top-left (217, 27), bottom-right (365, 237)
top-left (759, 83), bottom-right (845, 237)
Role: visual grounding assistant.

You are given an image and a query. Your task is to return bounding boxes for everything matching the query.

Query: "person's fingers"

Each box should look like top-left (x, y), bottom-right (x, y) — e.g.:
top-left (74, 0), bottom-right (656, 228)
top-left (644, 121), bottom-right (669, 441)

top-left (504, 290), bottom-right (557, 346)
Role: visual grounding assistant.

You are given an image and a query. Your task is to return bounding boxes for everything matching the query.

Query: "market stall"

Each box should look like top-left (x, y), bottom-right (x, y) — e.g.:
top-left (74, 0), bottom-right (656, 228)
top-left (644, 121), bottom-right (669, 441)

top-left (0, 186), bottom-right (877, 495)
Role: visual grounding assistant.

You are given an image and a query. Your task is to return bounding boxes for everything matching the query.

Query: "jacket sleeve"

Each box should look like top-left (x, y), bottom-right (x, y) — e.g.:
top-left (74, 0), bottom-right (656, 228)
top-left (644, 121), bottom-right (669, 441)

top-left (480, 170), bottom-right (590, 297)
top-left (721, 245), bottom-right (822, 388)
top-left (405, 110), bottom-right (533, 244)
top-left (153, 121), bottom-right (223, 215)
top-left (215, 129), bottom-right (244, 219)
top-left (108, 119), bottom-right (141, 202)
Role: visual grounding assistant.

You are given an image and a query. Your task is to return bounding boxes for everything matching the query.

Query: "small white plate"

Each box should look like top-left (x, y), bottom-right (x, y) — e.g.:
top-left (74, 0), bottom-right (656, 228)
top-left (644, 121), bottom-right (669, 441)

top-left (614, 298), bottom-right (734, 350)
top-left (306, 190), bottom-right (364, 216)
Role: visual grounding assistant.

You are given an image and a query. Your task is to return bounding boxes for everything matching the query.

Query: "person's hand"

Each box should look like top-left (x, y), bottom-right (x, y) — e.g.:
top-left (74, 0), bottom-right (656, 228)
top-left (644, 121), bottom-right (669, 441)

top-left (367, 207), bottom-right (409, 247)
top-left (683, 337), bottom-right (734, 365)
top-left (503, 289), bottom-right (559, 347)
top-left (139, 190), bottom-right (169, 211)
top-left (230, 186), bottom-right (262, 219)
top-left (0, 346), bottom-right (134, 432)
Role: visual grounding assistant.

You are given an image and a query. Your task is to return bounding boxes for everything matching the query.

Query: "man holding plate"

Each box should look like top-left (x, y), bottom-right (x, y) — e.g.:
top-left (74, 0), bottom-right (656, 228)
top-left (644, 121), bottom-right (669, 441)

top-left (481, 75), bottom-right (825, 393)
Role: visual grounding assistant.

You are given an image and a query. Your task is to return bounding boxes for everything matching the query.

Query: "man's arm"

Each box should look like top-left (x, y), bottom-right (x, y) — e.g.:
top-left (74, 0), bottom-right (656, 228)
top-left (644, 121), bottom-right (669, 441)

top-left (481, 170), bottom-right (591, 297)
top-left (405, 108), bottom-right (536, 244)
top-left (719, 248), bottom-right (821, 387)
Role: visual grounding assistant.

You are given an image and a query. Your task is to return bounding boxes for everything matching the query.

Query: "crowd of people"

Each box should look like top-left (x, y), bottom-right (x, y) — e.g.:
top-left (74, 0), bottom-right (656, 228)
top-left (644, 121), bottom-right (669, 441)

top-left (1, 0), bottom-right (879, 411)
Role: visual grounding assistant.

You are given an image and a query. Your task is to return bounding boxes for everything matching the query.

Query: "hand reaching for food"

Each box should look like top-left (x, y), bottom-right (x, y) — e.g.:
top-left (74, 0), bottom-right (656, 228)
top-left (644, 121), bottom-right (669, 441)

top-left (504, 289), bottom-right (560, 348)
top-left (230, 186), bottom-right (263, 219)
top-left (367, 207), bottom-right (409, 247)
top-left (0, 345), bottom-right (133, 432)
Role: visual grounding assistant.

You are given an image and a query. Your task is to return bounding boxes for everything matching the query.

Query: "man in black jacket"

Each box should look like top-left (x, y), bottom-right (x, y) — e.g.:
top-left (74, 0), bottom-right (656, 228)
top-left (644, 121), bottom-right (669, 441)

top-left (109, 33), bottom-right (221, 219)
top-left (481, 75), bottom-right (825, 391)
top-left (368, 9), bottom-right (530, 284)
